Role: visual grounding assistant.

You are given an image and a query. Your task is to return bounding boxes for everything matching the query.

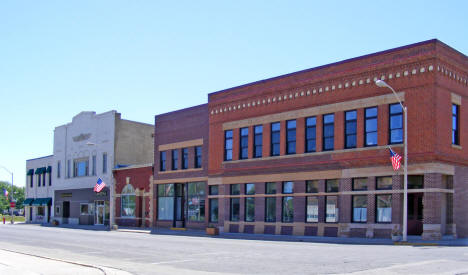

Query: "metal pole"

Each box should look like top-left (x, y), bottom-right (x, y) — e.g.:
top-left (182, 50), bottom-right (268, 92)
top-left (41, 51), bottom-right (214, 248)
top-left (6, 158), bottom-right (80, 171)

top-left (11, 172), bottom-right (14, 224)
top-left (403, 107), bottom-right (408, 242)
top-left (110, 177), bottom-right (115, 229)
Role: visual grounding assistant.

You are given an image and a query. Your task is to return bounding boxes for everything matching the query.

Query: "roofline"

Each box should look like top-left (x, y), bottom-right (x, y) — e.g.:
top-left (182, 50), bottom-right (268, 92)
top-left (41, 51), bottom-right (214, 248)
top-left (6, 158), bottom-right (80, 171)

top-left (154, 103), bottom-right (208, 118)
top-left (112, 163), bottom-right (153, 171)
top-left (208, 39), bottom-right (442, 98)
top-left (26, 155), bottom-right (54, 161)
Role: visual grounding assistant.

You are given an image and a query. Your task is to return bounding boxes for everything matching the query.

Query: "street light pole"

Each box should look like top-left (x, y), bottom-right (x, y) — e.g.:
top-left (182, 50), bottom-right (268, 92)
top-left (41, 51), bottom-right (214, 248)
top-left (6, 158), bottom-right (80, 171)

top-left (0, 166), bottom-right (14, 224)
top-left (375, 80), bottom-right (408, 242)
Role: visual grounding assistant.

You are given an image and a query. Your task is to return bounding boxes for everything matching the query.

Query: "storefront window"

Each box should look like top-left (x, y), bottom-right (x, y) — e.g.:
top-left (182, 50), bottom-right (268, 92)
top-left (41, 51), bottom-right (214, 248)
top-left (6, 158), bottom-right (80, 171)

top-left (245, 197), bottom-right (255, 222)
top-left (265, 197), bottom-right (276, 222)
top-left (121, 184), bottom-right (136, 217)
top-left (352, 195), bottom-right (367, 222)
top-left (376, 194), bottom-right (392, 222)
top-left (158, 184), bottom-right (174, 220)
top-left (306, 196), bottom-right (318, 222)
top-left (230, 198), bottom-right (240, 221)
top-left (326, 196), bottom-right (338, 222)
top-left (282, 197), bottom-right (294, 222)
top-left (209, 198), bottom-right (218, 222)
top-left (187, 182), bottom-right (206, 222)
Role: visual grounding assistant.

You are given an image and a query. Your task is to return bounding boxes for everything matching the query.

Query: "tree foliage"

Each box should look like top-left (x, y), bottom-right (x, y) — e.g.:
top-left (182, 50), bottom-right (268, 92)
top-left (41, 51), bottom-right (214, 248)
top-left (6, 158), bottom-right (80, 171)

top-left (0, 181), bottom-right (25, 212)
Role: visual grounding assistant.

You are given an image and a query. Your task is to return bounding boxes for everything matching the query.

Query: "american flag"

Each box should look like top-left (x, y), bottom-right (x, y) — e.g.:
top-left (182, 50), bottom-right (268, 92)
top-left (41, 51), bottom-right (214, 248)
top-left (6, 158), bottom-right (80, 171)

top-left (94, 178), bottom-right (106, 193)
top-left (3, 189), bottom-right (8, 198)
top-left (389, 148), bottom-right (402, 171)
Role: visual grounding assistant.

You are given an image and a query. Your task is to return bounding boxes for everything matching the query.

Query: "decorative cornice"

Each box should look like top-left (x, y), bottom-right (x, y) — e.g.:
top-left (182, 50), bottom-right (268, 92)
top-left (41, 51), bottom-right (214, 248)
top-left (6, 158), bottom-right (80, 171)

top-left (210, 63), bottom-right (467, 116)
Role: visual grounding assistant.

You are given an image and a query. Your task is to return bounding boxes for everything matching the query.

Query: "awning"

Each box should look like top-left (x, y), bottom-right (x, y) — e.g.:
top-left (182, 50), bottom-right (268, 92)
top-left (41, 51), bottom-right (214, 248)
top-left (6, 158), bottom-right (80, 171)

top-left (46, 166), bottom-right (52, 173)
top-left (23, 198), bottom-right (34, 206)
top-left (35, 168), bottom-right (42, 174)
top-left (31, 198), bottom-right (51, 206)
top-left (31, 198), bottom-right (42, 206)
top-left (42, 198), bottom-right (52, 205)
top-left (27, 169), bottom-right (34, 175)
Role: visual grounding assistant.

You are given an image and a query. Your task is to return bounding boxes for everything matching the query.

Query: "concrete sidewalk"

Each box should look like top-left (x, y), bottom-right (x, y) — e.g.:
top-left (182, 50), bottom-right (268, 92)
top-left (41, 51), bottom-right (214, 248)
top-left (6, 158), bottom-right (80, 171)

top-left (8, 222), bottom-right (468, 246)
top-left (115, 226), bottom-right (468, 246)
top-left (0, 249), bottom-right (131, 275)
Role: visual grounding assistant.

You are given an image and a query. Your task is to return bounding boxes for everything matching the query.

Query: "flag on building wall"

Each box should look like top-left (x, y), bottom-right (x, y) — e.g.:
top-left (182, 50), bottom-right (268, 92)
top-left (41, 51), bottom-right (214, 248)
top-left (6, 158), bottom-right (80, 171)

top-left (3, 189), bottom-right (8, 198)
top-left (389, 147), bottom-right (402, 171)
top-left (94, 178), bottom-right (106, 193)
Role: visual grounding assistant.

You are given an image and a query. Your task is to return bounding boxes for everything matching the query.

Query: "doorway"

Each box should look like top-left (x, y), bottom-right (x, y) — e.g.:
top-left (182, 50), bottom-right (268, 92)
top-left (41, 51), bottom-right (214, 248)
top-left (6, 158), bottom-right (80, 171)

top-left (95, 201), bottom-right (105, 225)
top-left (173, 183), bottom-right (185, 228)
top-left (62, 201), bottom-right (70, 224)
top-left (407, 193), bottom-right (423, 235)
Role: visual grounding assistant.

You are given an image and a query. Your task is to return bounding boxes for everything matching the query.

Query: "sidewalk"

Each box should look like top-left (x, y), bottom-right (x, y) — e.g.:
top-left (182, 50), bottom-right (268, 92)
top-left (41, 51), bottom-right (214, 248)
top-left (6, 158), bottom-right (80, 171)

top-left (116, 226), bottom-right (468, 246)
top-left (8, 222), bottom-right (468, 246)
top-left (0, 249), bottom-right (131, 275)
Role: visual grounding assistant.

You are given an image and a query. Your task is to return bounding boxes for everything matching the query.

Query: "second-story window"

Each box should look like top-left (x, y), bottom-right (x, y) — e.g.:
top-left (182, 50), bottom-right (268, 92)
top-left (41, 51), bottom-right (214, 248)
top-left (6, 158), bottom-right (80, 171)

top-left (74, 158), bottom-right (89, 177)
top-left (306, 117), bottom-right (316, 153)
top-left (182, 148), bottom-right (188, 169)
top-left (365, 107), bottom-right (378, 146)
top-left (48, 166), bottom-right (52, 186)
top-left (102, 153), bottom-right (108, 174)
top-left (323, 114), bottom-right (335, 151)
top-left (172, 149), bottom-right (178, 170)
top-left (271, 122), bottom-right (280, 156)
top-left (345, 110), bottom-right (357, 149)
top-left (160, 151), bottom-right (166, 171)
top-left (57, 161), bottom-right (61, 178)
top-left (224, 130), bottom-right (233, 161)
top-left (92, 155), bottom-right (97, 176)
top-left (239, 127), bottom-right (249, 159)
top-left (452, 104), bottom-right (460, 145)
top-left (253, 125), bottom-right (263, 158)
top-left (195, 146), bottom-right (202, 168)
top-left (286, 120), bottom-right (296, 154)
top-left (67, 159), bottom-right (71, 178)
top-left (389, 103), bottom-right (403, 144)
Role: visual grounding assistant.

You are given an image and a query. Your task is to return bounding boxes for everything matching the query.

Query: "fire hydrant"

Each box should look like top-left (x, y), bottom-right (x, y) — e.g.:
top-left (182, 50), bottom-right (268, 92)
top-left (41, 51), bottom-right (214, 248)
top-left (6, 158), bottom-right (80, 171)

top-left (2, 217), bottom-right (5, 224)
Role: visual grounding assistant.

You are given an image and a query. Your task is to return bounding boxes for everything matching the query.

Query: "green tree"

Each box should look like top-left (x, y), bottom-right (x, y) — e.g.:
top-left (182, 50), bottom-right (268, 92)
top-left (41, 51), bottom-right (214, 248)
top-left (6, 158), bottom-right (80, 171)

top-left (0, 181), bottom-right (25, 212)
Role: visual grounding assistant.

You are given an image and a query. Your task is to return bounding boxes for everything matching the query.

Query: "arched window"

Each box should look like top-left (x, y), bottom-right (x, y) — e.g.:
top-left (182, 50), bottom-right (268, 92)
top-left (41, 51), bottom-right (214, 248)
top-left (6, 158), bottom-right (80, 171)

top-left (121, 184), bottom-right (136, 217)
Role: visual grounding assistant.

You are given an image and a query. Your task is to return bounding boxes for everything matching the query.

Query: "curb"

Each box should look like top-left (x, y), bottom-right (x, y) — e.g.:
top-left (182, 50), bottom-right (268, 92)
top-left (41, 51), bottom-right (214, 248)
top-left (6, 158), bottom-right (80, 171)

top-left (394, 242), bottom-right (439, 246)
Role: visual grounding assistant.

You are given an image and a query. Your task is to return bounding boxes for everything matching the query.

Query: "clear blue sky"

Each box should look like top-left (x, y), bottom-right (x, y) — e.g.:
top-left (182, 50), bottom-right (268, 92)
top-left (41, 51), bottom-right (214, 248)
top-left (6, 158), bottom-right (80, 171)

top-left (1, 1), bottom-right (467, 187)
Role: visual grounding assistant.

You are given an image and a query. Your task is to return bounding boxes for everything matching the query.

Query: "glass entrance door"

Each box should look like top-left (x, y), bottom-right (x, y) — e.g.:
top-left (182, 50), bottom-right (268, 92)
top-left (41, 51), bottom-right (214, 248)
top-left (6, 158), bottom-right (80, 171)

top-left (174, 183), bottom-right (185, 227)
top-left (95, 201), bottom-right (105, 225)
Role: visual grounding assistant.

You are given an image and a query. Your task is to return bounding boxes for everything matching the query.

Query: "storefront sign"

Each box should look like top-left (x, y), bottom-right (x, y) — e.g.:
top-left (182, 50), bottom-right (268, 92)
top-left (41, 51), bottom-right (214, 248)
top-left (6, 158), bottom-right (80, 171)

top-left (61, 193), bottom-right (72, 198)
top-left (96, 191), bottom-right (107, 197)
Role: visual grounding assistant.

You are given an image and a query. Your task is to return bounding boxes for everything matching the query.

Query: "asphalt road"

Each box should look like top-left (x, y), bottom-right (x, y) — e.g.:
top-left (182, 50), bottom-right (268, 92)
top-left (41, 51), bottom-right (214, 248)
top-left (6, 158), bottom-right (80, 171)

top-left (1, 224), bottom-right (468, 275)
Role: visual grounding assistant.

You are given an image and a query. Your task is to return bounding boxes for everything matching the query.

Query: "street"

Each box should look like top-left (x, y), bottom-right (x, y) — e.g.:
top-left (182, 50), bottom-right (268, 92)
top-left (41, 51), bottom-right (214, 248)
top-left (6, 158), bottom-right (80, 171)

top-left (1, 223), bottom-right (468, 275)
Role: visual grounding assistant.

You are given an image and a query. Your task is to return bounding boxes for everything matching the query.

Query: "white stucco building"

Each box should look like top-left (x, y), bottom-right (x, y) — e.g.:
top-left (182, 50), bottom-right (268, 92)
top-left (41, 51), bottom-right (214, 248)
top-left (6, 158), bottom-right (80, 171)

top-left (25, 110), bottom-right (153, 226)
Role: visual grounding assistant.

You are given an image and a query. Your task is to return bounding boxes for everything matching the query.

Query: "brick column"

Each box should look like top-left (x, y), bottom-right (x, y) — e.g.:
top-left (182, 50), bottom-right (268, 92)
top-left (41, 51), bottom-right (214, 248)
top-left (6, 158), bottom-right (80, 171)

top-left (263, 123), bottom-right (271, 157)
top-left (356, 108), bottom-right (365, 147)
top-left (248, 126), bottom-right (254, 159)
top-left (296, 117), bottom-right (305, 154)
top-left (422, 173), bottom-right (444, 240)
top-left (279, 121), bottom-right (286, 156)
top-left (232, 129), bottom-right (240, 161)
top-left (378, 104), bottom-right (389, 146)
top-left (335, 111), bottom-right (344, 150)
top-left (316, 115), bottom-right (323, 152)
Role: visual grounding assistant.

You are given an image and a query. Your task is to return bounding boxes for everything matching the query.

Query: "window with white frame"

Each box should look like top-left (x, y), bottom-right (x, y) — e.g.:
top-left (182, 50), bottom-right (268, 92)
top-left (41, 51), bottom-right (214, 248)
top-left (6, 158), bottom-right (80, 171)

top-left (121, 184), bottom-right (136, 217)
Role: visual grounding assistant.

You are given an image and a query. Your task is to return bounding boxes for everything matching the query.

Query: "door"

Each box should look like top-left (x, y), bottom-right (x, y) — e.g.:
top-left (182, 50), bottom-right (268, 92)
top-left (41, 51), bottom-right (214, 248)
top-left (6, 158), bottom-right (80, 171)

top-left (407, 193), bottom-right (423, 235)
top-left (62, 201), bottom-right (70, 224)
top-left (173, 183), bottom-right (185, 228)
top-left (29, 207), bottom-right (32, 221)
top-left (95, 201), bottom-right (105, 225)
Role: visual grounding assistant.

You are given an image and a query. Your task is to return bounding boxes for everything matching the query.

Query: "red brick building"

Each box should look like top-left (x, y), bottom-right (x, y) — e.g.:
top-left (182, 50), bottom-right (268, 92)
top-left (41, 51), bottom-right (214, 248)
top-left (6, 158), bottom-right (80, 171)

top-left (114, 164), bottom-right (153, 227)
top-left (206, 39), bottom-right (467, 240)
top-left (153, 104), bottom-right (209, 229)
top-left (152, 39), bottom-right (468, 240)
